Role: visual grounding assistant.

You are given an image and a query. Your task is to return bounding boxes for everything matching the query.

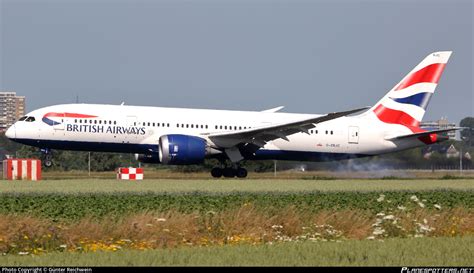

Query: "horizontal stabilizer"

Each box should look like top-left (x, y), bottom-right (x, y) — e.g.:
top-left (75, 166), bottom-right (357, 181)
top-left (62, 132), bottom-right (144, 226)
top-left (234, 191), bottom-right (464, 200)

top-left (385, 128), bottom-right (461, 141)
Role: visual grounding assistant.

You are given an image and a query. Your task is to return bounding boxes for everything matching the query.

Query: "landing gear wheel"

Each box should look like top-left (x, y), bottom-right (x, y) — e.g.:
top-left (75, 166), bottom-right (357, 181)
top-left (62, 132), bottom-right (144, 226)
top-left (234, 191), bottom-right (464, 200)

top-left (40, 149), bottom-right (53, 168)
top-left (236, 168), bottom-right (248, 178)
top-left (44, 160), bottom-right (53, 168)
top-left (211, 167), bottom-right (223, 178)
top-left (223, 168), bottom-right (236, 178)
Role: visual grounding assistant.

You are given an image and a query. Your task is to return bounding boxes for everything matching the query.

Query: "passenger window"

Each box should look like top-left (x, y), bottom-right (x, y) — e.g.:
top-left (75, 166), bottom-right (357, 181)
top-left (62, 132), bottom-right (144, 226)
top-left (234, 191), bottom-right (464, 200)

top-left (114, 121), bottom-right (117, 125)
top-left (94, 120), bottom-right (97, 124)
top-left (167, 123), bottom-right (169, 127)
top-left (331, 131), bottom-right (333, 135)
top-left (206, 125), bottom-right (208, 129)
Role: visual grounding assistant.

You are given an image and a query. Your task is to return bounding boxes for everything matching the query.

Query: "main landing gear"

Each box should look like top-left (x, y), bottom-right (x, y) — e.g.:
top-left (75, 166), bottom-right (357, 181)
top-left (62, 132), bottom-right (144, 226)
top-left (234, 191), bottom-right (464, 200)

top-left (211, 167), bottom-right (248, 178)
top-left (40, 148), bottom-right (53, 168)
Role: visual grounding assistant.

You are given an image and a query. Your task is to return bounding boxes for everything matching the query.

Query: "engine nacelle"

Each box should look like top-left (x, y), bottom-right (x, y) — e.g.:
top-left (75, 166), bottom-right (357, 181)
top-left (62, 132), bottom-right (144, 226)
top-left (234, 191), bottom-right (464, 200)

top-left (159, 134), bottom-right (207, 165)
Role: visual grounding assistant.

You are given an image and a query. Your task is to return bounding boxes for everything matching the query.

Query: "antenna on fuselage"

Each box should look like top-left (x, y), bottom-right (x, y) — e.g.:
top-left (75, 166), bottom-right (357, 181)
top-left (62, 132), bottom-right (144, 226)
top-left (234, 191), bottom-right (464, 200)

top-left (120, 102), bottom-right (125, 106)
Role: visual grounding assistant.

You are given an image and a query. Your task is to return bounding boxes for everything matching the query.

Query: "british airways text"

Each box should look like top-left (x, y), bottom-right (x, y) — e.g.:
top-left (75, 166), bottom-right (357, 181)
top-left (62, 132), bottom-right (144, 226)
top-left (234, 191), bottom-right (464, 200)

top-left (66, 124), bottom-right (146, 135)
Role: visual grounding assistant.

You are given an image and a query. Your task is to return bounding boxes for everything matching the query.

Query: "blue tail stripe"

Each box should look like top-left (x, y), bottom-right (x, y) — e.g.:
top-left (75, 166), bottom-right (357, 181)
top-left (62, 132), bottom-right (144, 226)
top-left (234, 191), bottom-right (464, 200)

top-left (390, 92), bottom-right (432, 109)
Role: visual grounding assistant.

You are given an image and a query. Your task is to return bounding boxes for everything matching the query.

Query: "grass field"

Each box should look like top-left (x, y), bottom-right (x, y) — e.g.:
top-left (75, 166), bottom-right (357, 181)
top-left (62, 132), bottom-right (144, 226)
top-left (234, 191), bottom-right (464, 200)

top-left (39, 169), bottom-right (474, 180)
top-left (0, 177), bottom-right (472, 266)
top-left (0, 178), bottom-right (473, 193)
top-left (1, 191), bottom-right (472, 220)
top-left (1, 237), bottom-right (472, 266)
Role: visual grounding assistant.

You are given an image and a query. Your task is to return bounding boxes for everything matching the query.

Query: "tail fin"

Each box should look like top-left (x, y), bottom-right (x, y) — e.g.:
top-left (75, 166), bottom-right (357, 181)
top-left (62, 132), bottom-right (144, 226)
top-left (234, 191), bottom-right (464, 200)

top-left (367, 51), bottom-right (452, 129)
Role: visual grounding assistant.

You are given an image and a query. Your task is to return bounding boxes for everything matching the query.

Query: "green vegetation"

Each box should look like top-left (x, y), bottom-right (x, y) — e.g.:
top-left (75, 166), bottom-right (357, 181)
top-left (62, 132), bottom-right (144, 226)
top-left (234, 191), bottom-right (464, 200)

top-left (0, 190), bottom-right (472, 220)
top-left (1, 237), bottom-right (472, 266)
top-left (0, 178), bottom-right (471, 265)
top-left (0, 178), bottom-right (473, 194)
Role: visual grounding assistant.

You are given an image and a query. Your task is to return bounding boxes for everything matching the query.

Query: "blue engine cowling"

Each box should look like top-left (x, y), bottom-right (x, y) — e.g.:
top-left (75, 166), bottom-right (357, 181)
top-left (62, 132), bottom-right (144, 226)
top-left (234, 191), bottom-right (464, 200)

top-left (158, 134), bottom-right (207, 165)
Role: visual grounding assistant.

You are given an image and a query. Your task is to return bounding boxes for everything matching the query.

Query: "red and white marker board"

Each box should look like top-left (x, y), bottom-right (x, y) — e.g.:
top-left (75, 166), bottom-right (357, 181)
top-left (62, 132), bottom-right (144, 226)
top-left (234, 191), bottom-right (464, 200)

top-left (3, 159), bottom-right (42, 181)
top-left (117, 167), bottom-right (143, 180)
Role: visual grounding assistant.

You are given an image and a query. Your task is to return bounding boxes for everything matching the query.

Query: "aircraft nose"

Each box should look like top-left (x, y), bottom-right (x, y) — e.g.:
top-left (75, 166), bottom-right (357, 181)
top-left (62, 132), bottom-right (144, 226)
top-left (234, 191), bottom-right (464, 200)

top-left (5, 124), bottom-right (16, 139)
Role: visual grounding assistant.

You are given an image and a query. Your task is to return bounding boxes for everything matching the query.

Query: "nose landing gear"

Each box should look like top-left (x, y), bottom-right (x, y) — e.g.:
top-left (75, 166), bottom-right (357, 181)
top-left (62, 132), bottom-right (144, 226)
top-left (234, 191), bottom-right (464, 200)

top-left (40, 148), bottom-right (53, 168)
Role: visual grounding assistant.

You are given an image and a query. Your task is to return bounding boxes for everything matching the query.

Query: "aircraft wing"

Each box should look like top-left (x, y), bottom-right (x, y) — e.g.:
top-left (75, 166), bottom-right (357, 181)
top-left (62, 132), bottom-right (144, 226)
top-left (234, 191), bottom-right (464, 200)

top-left (205, 107), bottom-right (368, 148)
top-left (385, 128), bottom-right (462, 141)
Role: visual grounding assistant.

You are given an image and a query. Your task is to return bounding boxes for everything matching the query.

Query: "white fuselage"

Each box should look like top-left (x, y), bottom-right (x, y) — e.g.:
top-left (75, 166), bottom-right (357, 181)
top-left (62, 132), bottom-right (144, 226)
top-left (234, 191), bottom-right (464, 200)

top-left (6, 103), bottom-right (423, 162)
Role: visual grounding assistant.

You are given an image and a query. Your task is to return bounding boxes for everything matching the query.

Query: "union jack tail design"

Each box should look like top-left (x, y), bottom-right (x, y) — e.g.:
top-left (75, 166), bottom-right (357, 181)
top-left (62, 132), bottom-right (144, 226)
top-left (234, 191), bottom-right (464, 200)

top-left (368, 51), bottom-right (452, 132)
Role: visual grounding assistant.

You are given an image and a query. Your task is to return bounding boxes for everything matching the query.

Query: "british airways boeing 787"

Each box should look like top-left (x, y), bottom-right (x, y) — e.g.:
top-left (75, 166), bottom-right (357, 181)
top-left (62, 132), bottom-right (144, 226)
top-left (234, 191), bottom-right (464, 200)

top-left (5, 51), bottom-right (458, 178)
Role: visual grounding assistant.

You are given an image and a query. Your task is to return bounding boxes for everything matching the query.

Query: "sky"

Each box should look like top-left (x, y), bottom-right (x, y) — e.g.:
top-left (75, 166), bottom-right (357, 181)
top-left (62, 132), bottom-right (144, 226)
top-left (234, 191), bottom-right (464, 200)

top-left (1, 0), bottom-right (472, 125)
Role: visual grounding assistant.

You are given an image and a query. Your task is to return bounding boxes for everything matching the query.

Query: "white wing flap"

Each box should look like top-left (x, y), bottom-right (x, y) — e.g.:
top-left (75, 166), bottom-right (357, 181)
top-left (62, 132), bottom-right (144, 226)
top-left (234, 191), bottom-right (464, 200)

top-left (206, 107), bottom-right (368, 148)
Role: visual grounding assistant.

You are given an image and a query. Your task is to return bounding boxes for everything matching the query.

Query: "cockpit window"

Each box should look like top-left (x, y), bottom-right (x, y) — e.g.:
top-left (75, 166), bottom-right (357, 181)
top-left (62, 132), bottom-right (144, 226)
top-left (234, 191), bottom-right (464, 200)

top-left (25, 117), bottom-right (35, 122)
top-left (19, 116), bottom-right (27, 121)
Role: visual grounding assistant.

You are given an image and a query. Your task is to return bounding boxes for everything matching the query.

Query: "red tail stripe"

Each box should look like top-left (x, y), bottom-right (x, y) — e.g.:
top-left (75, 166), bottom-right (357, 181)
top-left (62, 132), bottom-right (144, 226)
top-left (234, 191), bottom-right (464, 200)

top-left (374, 106), bottom-right (436, 144)
top-left (373, 104), bottom-right (420, 128)
top-left (394, 63), bottom-right (446, 91)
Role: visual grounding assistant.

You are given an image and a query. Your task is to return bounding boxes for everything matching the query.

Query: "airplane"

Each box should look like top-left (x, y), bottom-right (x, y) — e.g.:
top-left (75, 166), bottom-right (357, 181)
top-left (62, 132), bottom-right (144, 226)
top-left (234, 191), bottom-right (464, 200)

top-left (5, 51), bottom-right (459, 178)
